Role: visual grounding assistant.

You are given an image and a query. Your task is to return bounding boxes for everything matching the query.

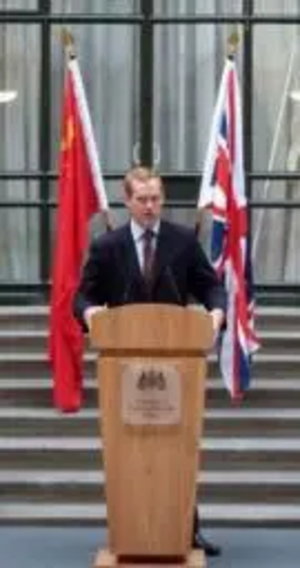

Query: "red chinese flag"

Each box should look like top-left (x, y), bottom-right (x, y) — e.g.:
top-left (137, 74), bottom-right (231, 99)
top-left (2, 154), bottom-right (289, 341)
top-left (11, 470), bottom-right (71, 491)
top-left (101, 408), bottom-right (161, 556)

top-left (49, 64), bottom-right (98, 412)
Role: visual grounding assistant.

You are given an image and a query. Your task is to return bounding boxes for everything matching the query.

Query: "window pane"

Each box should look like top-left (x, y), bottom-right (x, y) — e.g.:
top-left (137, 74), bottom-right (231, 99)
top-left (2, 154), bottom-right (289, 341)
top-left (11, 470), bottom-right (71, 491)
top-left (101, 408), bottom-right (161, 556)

top-left (51, 0), bottom-right (140, 14)
top-left (163, 205), bottom-right (198, 231)
top-left (0, 25), bottom-right (40, 171)
top-left (253, 24), bottom-right (300, 172)
top-left (153, 0), bottom-right (243, 15)
top-left (251, 180), bottom-right (300, 283)
top-left (0, 0), bottom-right (36, 8)
top-left (0, 201), bottom-right (40, 282)
top-left (0, 179), bottom-right (39, 202)
top-left (251, 179), bottom-right (300, 202)
top-left (153, 23), bottom-right (244, 171)
top-left (254, 0), bottom-right (299, 15)
top-left (51, 24), bottom-right (140, 172)
top-left (252, 204), bottom-right (300, 284)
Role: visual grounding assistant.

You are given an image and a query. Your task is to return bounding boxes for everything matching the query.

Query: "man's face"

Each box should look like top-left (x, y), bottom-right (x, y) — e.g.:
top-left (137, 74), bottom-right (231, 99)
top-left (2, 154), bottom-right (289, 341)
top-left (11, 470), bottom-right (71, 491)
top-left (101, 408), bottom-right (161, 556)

top-left (125, 177), bottom-right (164, 228)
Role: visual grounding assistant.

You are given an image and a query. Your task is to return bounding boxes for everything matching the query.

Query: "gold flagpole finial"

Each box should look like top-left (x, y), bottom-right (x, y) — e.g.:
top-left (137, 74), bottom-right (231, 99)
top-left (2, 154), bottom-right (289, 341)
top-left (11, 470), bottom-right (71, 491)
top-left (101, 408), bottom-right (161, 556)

top-left (61, 28), bottom-right (76, 58)
top-left (227, 30), bottom-right (240, 57)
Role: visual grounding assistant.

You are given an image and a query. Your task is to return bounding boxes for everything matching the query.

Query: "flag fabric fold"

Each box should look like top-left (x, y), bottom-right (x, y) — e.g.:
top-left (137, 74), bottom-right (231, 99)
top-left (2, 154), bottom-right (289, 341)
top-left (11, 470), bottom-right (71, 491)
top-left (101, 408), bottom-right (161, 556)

top-left (49, 55), bottom-right (107, 412)
top-left (198, 57), bottom-right (260, 400)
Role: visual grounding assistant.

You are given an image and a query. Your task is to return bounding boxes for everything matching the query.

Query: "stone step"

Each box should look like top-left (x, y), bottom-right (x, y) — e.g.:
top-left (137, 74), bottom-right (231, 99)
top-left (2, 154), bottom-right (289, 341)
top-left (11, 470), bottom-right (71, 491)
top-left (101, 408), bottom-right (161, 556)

top-left (2, 469), bottom-right (300, 485)
top-left (0, 437), bottom-right (300, 471)
top-left (254, 306), bottom-right (300, 331)
top-left (0, 306), bottom-right (48, 331)
top-left (0, 407), bottom-right (98, 437)
top-left (202, 504), bottom-right (300, 528)
top-left (1, 502), bottom-right (300, 528)
top-left (205, 408), bottom-right (300, 437)
top-left (1, 406), bottom-right (299, 438)
top-left (0, 377), bottom-right (299, 390)
top-left (1, 377), bottom-right (300, 409)
top-left (258, 330), bottom-right (300, 354)
top-left (1, 470), bottom-right (300, 505)
top-left (1, 329), bottom-right (299, 354)
top-left (0, 330), bottom-right (91, 354)
top-left (0, 503), bottom-right (106, 527)
top-left (0, 352), bottom-right (299, 381)
top-left (0, 305), bottom-right (299, 331)
top-left (0, 407), bottom-right (300, 438)
top-left (1, 436), bottom-right (292, 453)
top-left (0, 304), bottom-right (298, 528)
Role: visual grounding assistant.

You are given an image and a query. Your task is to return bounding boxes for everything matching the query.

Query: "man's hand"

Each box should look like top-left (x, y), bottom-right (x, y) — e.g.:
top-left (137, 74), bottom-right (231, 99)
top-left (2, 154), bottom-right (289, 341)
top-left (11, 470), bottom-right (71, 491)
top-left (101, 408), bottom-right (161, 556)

top-left (84, 306), bottom-right (102, 331)
top-left (210, 308), bottom-right (225, 340)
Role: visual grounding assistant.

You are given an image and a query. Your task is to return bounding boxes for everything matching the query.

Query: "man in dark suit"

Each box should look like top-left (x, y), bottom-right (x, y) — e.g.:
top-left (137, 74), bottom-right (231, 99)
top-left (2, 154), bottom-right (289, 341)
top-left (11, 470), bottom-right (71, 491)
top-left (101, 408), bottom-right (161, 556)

top-left (73, 166), bottom-right (226, 557)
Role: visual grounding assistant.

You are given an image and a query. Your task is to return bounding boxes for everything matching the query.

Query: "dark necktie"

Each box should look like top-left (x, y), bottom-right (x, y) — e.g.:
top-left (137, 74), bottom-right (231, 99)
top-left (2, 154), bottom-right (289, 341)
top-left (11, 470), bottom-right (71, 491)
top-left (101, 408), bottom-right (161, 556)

top-left (142, 229), bottom-right (155, 284)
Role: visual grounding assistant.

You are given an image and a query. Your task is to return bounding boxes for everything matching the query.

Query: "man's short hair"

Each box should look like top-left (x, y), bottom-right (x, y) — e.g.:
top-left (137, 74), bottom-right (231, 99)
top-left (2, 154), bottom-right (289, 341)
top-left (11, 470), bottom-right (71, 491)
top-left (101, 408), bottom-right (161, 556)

top-left (123, 166), bottom-right (163, 196)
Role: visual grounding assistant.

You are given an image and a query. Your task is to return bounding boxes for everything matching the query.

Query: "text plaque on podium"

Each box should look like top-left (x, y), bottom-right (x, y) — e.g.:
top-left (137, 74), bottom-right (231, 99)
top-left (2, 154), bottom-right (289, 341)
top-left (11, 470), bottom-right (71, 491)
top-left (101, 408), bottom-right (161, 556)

top-left (121, 360), bottom-right (182, 426)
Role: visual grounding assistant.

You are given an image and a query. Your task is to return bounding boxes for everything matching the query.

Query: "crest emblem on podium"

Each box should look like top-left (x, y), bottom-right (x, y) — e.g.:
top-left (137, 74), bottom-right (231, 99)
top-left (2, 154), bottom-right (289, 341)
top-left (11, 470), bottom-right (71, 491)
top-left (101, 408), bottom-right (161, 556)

top-left (137, 370), bottom-right (166, 391)
top-left (121, 360), bottom-right (181, 426)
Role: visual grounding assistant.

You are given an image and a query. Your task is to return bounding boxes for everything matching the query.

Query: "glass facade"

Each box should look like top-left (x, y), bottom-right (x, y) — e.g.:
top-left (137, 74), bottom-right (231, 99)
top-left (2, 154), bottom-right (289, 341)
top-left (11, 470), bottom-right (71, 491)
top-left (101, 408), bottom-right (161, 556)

top-left (0, 0), bottom-right (299, 302)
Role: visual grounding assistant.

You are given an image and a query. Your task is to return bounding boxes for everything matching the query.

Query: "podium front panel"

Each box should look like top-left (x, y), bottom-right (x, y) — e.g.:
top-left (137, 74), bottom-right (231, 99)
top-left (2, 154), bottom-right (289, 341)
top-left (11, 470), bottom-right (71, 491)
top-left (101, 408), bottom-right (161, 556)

top-left (97, 356), bottom-right (207, 557)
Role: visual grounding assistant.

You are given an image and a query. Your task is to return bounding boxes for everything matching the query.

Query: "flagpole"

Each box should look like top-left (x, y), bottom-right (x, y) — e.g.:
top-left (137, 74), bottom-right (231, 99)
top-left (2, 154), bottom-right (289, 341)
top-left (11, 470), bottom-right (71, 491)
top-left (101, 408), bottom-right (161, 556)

top-left (61, 28), bottom-right (114, 232)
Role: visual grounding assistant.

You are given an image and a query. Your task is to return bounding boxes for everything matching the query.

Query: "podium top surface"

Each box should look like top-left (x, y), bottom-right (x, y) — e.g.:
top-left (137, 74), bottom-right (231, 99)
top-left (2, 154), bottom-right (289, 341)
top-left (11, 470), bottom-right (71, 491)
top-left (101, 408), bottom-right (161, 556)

top-left (89, 304), bottom-right (213, 354)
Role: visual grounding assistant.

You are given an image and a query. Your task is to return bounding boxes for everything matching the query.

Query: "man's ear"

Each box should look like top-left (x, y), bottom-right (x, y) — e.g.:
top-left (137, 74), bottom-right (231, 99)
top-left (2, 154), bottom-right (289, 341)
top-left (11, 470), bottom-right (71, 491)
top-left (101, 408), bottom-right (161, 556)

top-left (123, 192), bottom-right (130, 208)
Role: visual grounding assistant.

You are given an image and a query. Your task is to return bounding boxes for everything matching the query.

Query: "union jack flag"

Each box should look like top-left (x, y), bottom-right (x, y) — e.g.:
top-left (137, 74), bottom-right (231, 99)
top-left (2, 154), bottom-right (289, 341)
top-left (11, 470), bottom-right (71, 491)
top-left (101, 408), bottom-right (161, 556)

top-left (198, 57), bottom-right (260, 400)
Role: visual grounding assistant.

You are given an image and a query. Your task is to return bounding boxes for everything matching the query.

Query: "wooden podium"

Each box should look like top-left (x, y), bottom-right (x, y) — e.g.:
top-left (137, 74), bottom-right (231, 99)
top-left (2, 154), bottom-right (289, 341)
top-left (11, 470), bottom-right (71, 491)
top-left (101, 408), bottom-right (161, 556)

top-left (89, 304), bottom-right (213, 568)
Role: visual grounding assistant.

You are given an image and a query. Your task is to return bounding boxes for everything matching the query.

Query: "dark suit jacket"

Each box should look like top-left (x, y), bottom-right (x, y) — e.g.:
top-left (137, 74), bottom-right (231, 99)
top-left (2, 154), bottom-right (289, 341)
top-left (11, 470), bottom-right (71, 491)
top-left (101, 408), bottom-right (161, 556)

top-left (73, 219), bottom-right (226, 331)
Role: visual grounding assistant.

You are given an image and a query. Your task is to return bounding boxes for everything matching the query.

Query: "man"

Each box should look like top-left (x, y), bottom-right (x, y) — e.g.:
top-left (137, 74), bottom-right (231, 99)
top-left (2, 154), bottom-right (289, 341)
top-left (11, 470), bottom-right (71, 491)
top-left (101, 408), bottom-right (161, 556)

top-left (73, 166), bottom-right (226, 557)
